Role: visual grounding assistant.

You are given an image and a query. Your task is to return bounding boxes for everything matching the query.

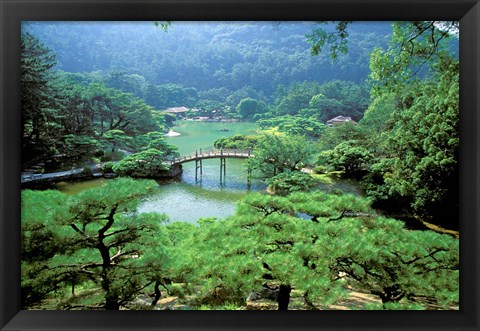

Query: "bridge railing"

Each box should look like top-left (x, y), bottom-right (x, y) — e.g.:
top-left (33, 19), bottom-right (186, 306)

top-left (168, 149), bottom-right (253, 165)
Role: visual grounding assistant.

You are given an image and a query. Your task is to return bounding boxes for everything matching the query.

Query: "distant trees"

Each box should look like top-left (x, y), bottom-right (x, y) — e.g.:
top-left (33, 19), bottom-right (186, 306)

top-left (23, 21), bottom-right (391, 106)
top-left (21, 33), bottom-right (60, 164)
top-left (305, 80), bottom-right (370, 122)
top-left (236, 98), bottom-right (268, 120)
top-left (144, 83), bottom-right (198, 109)
top-left (257, 115), bottom-right (327, 138)
top-left (214, 134), bottom-right (259, 150)
top-left (20, 33), bottom-right (173, 167)
top-left (269, 80), bottom-right (369, 124)
top-left (104, 71), bottom-right (148, 98)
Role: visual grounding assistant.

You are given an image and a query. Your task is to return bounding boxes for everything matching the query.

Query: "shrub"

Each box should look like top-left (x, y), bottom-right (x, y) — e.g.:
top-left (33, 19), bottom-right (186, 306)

top-left (101, 162), bottom-right (115, 173)
top-left (113, 149), bottom-right (170, 178)
top-left (313, 165), bottom-right (327, 174)
top-left (266, 171), bottom-right (317, 195)
top-left (93, 150), bottom-right (105, 158)
top-left (100, 150), bottom-right (125, 162)
top-left (81, 166), bottom-right (93, 176)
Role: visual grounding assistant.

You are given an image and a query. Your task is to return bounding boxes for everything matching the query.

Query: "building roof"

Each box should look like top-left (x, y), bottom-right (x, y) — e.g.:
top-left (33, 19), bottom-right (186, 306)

top-left (326, 115), bottom-right (357, 126)
top-left (327, 115), bottom-right (351, 122)
top-left (164, 106), bottom-right (189, 113)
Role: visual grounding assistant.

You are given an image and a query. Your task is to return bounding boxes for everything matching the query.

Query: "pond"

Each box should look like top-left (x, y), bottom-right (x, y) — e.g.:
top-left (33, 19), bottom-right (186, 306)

top-left (56, 120), bottom-right (265, 223)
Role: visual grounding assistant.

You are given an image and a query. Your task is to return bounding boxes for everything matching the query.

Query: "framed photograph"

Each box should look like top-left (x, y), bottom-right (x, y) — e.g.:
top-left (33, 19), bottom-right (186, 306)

top-left (1, 0), bottom-right (479, 330)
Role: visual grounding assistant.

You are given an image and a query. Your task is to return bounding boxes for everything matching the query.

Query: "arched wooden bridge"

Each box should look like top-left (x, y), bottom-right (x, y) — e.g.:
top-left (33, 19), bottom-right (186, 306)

top-left (167, 149), bottom-right (253, 165)
top-left (166, 149), bottom-right (254, 182)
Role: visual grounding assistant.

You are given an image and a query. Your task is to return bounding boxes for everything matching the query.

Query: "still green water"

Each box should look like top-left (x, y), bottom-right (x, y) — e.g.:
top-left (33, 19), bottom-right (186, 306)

top-left (56, 121), bottom-right (264, 223)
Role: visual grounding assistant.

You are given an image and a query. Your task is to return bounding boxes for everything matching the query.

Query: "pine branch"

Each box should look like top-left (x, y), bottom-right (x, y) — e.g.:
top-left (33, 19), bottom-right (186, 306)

top-left (327, 210), bottom-right (347, 222)
top-left (98, 204), bottom-right (118, 236)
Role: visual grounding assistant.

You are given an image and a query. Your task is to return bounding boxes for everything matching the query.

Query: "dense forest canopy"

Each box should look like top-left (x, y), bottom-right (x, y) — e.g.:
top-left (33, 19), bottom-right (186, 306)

top-left (22, 21), bottom-right (391, 98)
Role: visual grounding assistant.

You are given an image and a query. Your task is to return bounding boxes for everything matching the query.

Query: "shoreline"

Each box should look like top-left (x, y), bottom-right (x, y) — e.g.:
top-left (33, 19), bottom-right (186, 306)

top-left (165, 131), bottom-right (181, 137)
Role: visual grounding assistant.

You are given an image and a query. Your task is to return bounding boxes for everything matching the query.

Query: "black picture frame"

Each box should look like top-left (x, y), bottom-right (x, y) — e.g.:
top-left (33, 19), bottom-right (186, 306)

top-left (1, 0), bottom-right (479, 330)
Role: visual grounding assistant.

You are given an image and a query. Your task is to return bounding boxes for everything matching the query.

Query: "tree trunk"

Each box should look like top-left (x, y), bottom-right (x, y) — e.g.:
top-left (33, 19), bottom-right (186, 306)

top-left (97, 227), bottom-right (119, 310)
top-left (277, 284), bottom-right (291, 310)
top-left (105, 294), bottom-right (120, 310)
top-left (71, 275), bottom-right (75, 297)
top-left (151, 281), bottom-right (162, 307)
top-left (376, 286), bottom-right (405, 306)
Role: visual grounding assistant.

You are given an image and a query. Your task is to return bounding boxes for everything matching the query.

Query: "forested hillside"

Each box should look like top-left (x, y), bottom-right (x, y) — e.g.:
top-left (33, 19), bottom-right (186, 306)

top-left (23, 22), bottom-right (391, 92)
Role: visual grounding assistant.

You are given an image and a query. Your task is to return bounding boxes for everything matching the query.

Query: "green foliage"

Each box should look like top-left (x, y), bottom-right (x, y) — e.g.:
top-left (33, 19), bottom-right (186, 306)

top-left (274, 83), bottom-right (319, 116)
top-left (303, 80), bottom-right (370, 122)
top-left (369, 21), bottom-right (458, 95)
top-left (24, 22), bottom-right (391, 97)
top-left (132, 132), bottom-right (179, 158)
top-left (101, 162), bottom-right (115, 173)
top-left (113, 149), bottom-right (170, 178)
top-left (236, 98), bottom-right (268, 120)
top-left (213, 134), bottom-right (259, 150)
top-left (104, 71), bottom-right (148, 98)
top-left (170, 191), bottom-right (458, 310)
top-left (85, 83), bottom-right (160, 136)
top-left (313, 165), bottom-right (327, 174)
top-left (330, 217), bottom-right (459, 306)
top-left (102, 129), bottom-right (131, 152)
top-left (257, 115), bottom-right (327, 138)
top-left (251, 134), bottom-right (317, 178)
top-left (287, 190), bottom-right (374, 220)
top-left (194, 99), bottom-right (228, 118)
top-left (322, 142), bottom-right (373, 178)
top-left (21, 33), bottom-right (60, 164)
top-left (266, 171), bottom-right (317, 195)
top-left (358, 93), bottom-right (396, 133)
top-left (21, 190), bottom-right (69, 264)
top-left (21, 179), bottom-right (172, 310)
top-left (20, 36), bottom-right (167, 167)
top-left (174, 193), bottom-right (343, 309)
top-left (145, 83), bottom-right (198, 109)
top-left (363, 22), bottom-right (459, 226)
top-left (63, 135), bottom-right (99, 161)
top-left (366, 64), bottom-right (459, 224)
top-left (317, 122), bottom-right (368, 152)
top-left (306, 21), bottom-right (353, 58)
top-left (99, 150), bottom-right (125, 162)
top-left (81, 166), bottom-right (93, 176)
top-left (153, 21), bottom-right (171, 30)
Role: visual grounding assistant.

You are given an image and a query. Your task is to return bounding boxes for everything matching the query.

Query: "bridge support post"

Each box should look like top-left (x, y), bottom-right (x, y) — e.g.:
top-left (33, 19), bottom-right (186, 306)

top-left (195, 150), bottom-right (203, 181)
top-left (220, 157), bottom-right (226, 183)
